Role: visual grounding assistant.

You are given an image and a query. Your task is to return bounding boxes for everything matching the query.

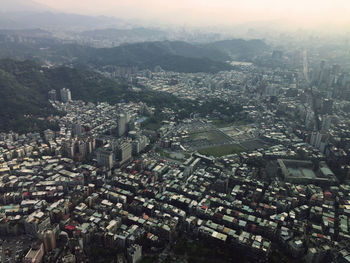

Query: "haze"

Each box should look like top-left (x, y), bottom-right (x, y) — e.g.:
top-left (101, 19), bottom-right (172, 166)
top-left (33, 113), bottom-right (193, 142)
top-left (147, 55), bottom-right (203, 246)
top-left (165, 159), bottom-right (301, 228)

top-left (33, 0), bottom-right (350, 28)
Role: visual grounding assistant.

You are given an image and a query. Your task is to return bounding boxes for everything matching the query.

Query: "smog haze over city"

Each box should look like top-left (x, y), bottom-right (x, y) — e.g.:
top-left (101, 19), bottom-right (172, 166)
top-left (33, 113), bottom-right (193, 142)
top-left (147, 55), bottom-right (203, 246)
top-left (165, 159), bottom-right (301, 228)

top-left (25, 0), bottom-right (350, 28)
top-left (1, 0), bottom-right (350, 263)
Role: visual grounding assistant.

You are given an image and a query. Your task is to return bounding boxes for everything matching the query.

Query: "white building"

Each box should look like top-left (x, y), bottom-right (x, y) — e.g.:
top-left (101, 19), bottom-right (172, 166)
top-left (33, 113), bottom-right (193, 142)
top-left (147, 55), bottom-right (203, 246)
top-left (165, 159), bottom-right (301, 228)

top-left (117, 113), bottom-right (126, 137)
top-left (60, 88), bottom-right (72, 103)
top-left (127, 244), bottom-right (142, 263)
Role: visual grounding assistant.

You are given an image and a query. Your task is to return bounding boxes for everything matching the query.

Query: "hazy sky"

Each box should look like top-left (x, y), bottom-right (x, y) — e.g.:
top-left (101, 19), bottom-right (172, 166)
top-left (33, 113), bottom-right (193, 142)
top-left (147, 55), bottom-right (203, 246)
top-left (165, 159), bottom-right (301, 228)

top-left (34, 0), bottom-right (350, 28)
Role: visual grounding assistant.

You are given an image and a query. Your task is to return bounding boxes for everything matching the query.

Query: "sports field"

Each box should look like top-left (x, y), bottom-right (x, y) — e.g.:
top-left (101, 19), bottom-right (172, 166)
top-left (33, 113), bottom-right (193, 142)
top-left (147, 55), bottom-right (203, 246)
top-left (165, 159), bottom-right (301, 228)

top-left (189, 130), bottom-right (231, 145)
top-left (198, 144), bottom-right (245, 157)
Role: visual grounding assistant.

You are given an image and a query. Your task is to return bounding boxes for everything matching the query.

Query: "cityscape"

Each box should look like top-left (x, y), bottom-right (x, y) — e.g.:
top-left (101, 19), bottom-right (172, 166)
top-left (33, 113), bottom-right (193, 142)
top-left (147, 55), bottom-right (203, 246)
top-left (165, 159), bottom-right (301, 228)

top-left (1, 0), bottom-right (350, 263)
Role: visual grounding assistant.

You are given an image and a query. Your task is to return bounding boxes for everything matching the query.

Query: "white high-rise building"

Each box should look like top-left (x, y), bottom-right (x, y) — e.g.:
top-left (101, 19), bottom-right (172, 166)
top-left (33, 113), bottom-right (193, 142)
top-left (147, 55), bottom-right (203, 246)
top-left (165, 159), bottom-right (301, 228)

top-left (118, 141), bottom-right (132, 165)
top-left (60, 88), bottom-right (72, 103)
top-left (117, 113), bottom-right (126, 137)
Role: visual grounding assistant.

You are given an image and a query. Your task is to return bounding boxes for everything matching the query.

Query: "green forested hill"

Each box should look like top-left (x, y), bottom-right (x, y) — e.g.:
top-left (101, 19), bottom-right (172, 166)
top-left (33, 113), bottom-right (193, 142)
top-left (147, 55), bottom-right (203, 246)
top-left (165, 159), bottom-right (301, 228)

top-left (0, 59), bottom-right (245, 133)
top-left (0, 59), bottom-right (193, 132)
top-left (0, 62), bottom-right (57, 132)
top-left (0, 36), bottom-right (269, 73)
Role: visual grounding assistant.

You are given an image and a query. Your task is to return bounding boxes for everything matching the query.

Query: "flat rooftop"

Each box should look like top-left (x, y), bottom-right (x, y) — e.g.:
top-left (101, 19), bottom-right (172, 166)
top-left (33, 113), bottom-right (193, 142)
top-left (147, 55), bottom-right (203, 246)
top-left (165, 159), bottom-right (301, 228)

top-left (288, 167), bottom-right (316, 179)
top-left (277, 159), bottom-right (337, 185)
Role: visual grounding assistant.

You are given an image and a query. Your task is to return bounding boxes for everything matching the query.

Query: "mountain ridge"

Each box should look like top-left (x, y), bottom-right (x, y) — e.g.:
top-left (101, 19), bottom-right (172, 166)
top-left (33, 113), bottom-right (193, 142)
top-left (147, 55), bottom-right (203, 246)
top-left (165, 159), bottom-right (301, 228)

top-left (0, 34), bottom-right (269, 72)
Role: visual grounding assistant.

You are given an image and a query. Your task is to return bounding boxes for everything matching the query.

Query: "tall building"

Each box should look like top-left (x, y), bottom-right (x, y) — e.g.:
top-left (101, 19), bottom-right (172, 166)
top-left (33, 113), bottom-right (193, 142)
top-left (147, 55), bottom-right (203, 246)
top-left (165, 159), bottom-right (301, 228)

top-left (305, 109), bottom-right (314, 130)
top-left (96, 148), bottom-right (113, 169)
top-left (44, 129), bottom-right (55, 142)
top-left (321, 115), bottom-right (332, 133)
top-left (60, 88), bottom-right (72, 103)
top-left (310, 131), bottom-right (328, 153)
top-left (125, 111), bottom-right (131, 123)
top-left (48, 89), bottom-right (57, 101)
top-left (322, 99), bottom-right (333, 114)
top-left (42, 229), bottom-right (56, 253)
top-left (117, 141), bottom-right (132, 165)
top-left (132, 140), bottom-right (140, 155)
top-left (78, 142), bottom-right (87, 158)
top-left (117, 114), bottom-right (126, 137)
top-left (132, 136), bottom-right (149, 155)
top-left (127, 244), bottom-right (142, 263)
top-left (73, 123), bottom-right (82, 137)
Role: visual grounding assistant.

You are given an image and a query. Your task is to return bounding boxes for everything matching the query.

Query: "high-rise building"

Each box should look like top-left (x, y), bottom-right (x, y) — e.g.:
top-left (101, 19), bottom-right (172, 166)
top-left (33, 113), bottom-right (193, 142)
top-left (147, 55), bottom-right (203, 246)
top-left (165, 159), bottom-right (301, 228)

top-left (310, 131), bottom-right (328, 153)
top-left (138, 136), bottom-right (149, 153)
top-left (117, 141), bottom-right (132, 165)
top-left (44, 129), bottom-right (55, 142)
top-left (132, 140), bottom-right (140, 155)
top-left (42, 229), bottom-right (56, 253)
top-left (322, 99), bottom-right (333, 114)
top-left (125, 111), bottom-right (131, 123)
top-left (73, 123), bottom-right (82, 137)
top-left (96, 148), bottom-right (113, 169)
top-left (78, 142), bottom-right (86, 158)
top-left (305, 109), bottom-right (314, 130)
top-left (117, 114), bottom-right (126, 137)
top-left (60, 88), bottom-right (72, 103)
top-left (64, 141), bottom-right (75, 158)
top-left (127, 244), bottom-right (142, 263)
top-left (321, 115), bottom-right (332, 133)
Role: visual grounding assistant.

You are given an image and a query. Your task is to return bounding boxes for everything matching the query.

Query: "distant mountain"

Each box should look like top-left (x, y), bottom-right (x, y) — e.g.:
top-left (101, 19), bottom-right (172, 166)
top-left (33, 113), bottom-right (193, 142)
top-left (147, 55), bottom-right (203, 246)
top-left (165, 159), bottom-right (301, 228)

top-left (0, 33), bottom-right (269, 72)
top-left (0, 36), bottom-right (234, 73)
top-left (82, 40), bottom-right (232, 72)
top-left (0, 12), bottom-right (125, 30)
top-left (202, 39), bottom-right (269, 60)
top-left (0, 0), bottom-right (54, 13)
top-left (80, 27), bottom-right (168, 41)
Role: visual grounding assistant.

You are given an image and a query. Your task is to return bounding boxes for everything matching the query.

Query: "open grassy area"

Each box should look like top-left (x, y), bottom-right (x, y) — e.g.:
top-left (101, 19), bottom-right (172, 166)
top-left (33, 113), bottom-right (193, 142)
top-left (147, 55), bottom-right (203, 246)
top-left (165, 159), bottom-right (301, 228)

top-left (211, 119), bottom-right (251, 128)
top-left (211, 119), bottom-right (233, 128)
top-left (198, 144), bottom-right (245, 157)
top-left (142, 121), bottom-right (162, 131)
top-left (189, 130), bottom-right (230, 145)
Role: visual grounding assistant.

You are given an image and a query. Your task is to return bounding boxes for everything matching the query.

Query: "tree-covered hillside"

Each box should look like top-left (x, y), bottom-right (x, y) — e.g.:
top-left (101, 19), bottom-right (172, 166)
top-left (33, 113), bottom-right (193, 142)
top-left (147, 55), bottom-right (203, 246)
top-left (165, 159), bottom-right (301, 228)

top-left (0, 34), bottom-right (269, 73)
top-left (0, 59), bottom-right (192, 132)
top-left (0, 59), bottom-right (245, 132)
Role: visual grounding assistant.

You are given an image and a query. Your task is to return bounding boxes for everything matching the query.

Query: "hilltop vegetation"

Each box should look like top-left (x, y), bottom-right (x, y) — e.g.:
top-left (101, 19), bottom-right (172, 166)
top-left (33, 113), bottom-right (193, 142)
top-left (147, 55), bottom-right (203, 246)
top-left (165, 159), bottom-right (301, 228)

top-left (0, 59), bottom-right (129, 132)
top-left (202, 39), bottom-right (269, 60)
top-left (0, 32), bottom-right (269, 73)
top-left (0, 59), bottom-right (246, 132)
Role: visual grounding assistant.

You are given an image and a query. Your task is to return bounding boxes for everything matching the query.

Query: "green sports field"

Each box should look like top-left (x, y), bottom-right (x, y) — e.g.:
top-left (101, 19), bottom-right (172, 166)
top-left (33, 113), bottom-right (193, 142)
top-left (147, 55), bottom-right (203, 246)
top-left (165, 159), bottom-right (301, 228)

top-left (198, 144), bottom-right (245, 157)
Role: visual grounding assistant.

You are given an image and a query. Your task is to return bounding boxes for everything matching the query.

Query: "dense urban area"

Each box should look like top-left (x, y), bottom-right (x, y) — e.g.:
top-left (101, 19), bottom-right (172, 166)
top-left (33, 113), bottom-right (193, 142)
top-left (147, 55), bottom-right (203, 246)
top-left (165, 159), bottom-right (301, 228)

top-left (2, 1), bottom-right (350, 263)
top-left (1, 47), bottom-right (350, 263)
